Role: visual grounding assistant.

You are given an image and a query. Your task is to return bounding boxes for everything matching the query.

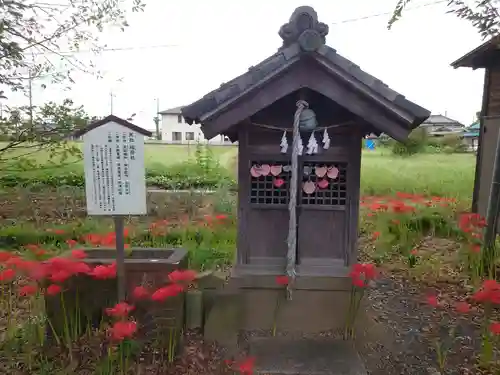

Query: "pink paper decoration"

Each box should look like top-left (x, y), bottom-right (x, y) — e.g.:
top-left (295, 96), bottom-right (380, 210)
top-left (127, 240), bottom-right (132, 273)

top-left (317, 179), bottom-right (329, 189)
top-left (260, 164), bottom-right (271, 176)
top-left (250, 165), bottom-right (262, 178)
top-left (270, 165), bottom-right (282, 176)
top-left (273, 177), bottom-right (285, 188)
top-left (327, 166), bottom-right (339, 179)
top-left (303, 181), bottom-right (316, 195)
top-left (315, 166), bottom-right (327, 178)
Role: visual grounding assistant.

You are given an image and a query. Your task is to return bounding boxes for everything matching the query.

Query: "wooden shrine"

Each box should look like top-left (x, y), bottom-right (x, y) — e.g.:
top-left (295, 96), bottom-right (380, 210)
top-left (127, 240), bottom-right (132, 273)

top-left (452, 36), bottom-right (500, 219)
top-left (183, 6), bottom-right (430, 333)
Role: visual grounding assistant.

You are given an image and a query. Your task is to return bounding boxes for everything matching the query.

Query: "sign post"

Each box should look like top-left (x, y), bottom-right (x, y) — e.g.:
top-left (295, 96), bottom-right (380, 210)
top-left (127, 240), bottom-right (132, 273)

top-left (75, 115), bottom-right (153, 301)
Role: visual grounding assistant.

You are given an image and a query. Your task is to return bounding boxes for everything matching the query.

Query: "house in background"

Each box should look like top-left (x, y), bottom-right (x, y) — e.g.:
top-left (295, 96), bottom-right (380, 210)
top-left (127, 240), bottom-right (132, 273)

top-left (463, 121), bottom-right (480, 151)
top-left (418, 114), bottom-right (465, 137)
top-left (159, 106), bottom-right (231, 145)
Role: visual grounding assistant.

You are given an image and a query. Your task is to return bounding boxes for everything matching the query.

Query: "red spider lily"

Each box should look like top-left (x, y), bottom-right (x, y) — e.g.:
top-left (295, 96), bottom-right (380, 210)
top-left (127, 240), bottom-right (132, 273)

top-left (426, 295), bottom-right (440, 307)
top-left (473, 279), bottom-right (500, 304)
top-left (275, 275), bottom-right (289, 286)
top-left (105, 302), bottom-right (135, 318)
top-left (150, 219), bottom-right (169, 229)
top-left (470, 244), bottom-right (481, 253)
top-left (491, 322), bottom-right (500, 335)
top-left (455, 301), bottom-right (471, 314)
top-left (34, 249), bottom-right (47, 257)
top-left (6, 256), bottom-right (30, 270)
top-left (46, 284), bottom-right (62, 296)
top-left (47, 229), bottom-right (65, 235)
top-left (237, 357), bottom-right (256, 375)
top-left (132, 286), bottom-right (149, 300)
top-left (215, 214), bottom-right (228, 220)
top-left (0, 268), bottom-right (16, 282)
top-left (82, 232), bottom-right (118, 247)
top-left (410, 249), bottom-right (418, 256)
top-left (45, 257), bottom-right (91, 280)
top-left (18, 284), bottom-right (38, 297)
top-left (70, 249), bottom-right (87, 259)
top-left (349, 263), bottom-right (376, 288)
top-left (459, 213), bottom-right (486, 232)
top-left (50, 270), bottom-right (73, 283)
top-left (151, 284), bottom-right (185, 302)
top-left (72, 262), bottom-right (92, 274)
top-left (168, 269), bottom-right (197, 284)
top-left (372, 232), bottom-right (381, 240)
top-left (89, 263), bottom-right (117, 279)
top-left (66, 239), bottom-right (78, 248)
top-left (0, 251), bottom-right (13, 263)
top-left (25, 244), bottom-right (40, 252)
top-left (108, 320), bottom-right (137, 341)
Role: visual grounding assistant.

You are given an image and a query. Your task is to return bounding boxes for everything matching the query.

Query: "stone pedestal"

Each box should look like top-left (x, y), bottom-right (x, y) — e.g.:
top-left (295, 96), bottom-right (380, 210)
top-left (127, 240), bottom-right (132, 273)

top-left (249, 337), bottom-right (367, 375)
top-left (230, 265), bottom-right (352, 333)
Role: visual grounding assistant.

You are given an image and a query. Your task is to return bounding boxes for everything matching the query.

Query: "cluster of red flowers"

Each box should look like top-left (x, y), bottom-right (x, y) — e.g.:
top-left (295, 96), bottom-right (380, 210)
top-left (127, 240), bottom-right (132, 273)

top-left (0, 248), bottom-right (116, 297)
top-left (458, 212), bottom-right (486, 254)
top-left (361, 193), bottom-right (455, 215)
top-left (104, 269), bottom-right (197, 342)
top-left (362, 193), bottom-right (457, 241)
top-left (426, 294), bottom-right (472, 313)
top-left (472, 279), bottom-right (500, 305)
top-left (82, 228), bottom-right (130, 248)
top-left (105, 301), bottom-right (137, 341)
top-left (147, 214), bottom-right (229, 236)
top-left (349, 263), bottom-right (376, 288)
top-left (426, 280), bottom-right (500, 336)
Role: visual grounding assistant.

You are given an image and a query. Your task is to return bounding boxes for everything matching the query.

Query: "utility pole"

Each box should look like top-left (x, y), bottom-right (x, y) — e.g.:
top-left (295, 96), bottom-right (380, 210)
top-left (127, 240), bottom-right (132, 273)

top-left (154, 98), bottom-right (161, 140)
top-left (110, 91), bottom-right (115, 115)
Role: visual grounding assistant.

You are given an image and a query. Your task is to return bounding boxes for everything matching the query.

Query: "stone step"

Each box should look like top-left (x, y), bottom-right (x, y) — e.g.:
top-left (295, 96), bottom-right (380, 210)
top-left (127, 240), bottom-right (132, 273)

top-left (248, 336), bottom-right (367, 375)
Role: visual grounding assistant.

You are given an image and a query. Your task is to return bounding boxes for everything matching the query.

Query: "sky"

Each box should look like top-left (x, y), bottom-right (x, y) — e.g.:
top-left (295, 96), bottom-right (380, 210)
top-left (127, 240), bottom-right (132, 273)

top-left (6, 0), bottom-right (487, 130)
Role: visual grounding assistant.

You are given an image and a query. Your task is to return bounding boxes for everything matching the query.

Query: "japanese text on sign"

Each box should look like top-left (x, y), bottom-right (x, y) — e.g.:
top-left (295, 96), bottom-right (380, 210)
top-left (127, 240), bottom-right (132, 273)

top-left (83, 122), bottom-right (146, 216)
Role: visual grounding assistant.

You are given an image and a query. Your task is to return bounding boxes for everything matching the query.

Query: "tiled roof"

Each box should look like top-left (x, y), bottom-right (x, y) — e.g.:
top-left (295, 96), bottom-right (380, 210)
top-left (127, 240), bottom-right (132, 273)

top-left (182, 41), bottom-right (429, 127)
top-left (451, 35), bottom-right (500, 69)
top-left (182, 6), bottom-right (430, 137)
top-left (421, 114), bottom-right (464, 126)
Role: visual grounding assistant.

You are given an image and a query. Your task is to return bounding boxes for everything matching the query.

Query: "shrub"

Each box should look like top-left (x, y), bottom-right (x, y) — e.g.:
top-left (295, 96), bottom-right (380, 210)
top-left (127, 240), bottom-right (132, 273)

top-left (391, 128), bottom-right (428, 156)
top-left (439, 134), bottom-right (468, 154)
top-left (0, 160), bottom-right (236, 190)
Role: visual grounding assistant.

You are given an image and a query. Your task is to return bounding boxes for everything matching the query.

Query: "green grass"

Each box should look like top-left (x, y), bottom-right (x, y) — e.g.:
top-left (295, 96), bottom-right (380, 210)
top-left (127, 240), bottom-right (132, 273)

top-left (0, 142), bottom-right (237, 176)
top-left (1, 142), bottom-right (476, 202)
top-left (361, 149), bottom-right (475, 203)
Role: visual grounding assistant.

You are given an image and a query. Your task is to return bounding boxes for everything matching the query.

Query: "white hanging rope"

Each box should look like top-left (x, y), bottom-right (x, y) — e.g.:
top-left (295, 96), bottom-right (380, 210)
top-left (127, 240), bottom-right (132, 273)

top-left (286, 100), bottom-right (308, 300)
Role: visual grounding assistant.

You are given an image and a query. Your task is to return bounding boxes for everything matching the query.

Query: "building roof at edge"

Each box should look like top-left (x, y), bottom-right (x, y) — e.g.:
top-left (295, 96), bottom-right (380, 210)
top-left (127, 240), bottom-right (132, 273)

top-left (158, 106), bottom-right (183, 115)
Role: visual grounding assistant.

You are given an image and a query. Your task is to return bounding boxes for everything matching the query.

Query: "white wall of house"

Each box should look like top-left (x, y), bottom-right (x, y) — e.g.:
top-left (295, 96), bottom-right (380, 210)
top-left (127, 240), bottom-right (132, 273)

top-left (160, 113), bottom-right (228, 144)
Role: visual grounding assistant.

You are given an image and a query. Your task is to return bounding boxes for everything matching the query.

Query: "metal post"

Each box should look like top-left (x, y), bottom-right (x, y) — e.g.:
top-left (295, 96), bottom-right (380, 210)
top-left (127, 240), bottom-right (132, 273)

top-left (114, 216), bottom-right (126, 301)
top-left (483, 125), bottom-right (500, 269)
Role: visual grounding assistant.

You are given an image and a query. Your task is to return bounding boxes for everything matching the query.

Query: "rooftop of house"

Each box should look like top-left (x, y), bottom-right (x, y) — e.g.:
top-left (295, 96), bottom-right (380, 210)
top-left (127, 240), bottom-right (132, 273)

top-left (467, 121), bottom-right (480, 130)
top-left (158, 106), bottom-right (183, 115)
top-left (420, 114), bottom-right (464, 126)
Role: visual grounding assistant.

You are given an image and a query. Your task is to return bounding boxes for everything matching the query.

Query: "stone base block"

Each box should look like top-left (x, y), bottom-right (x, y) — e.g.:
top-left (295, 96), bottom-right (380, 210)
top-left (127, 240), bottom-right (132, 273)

top-left (249, 337), bottom-right (367, 375)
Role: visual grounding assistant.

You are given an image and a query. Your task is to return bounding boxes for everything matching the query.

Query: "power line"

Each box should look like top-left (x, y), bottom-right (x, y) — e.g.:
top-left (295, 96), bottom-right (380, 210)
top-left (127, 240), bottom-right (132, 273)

top-left (331, 0), bottom-right (447, 25)
top-left (31, 43), bottom-right (180, 56)
top-left (24, 1), bottom-right (446, 57)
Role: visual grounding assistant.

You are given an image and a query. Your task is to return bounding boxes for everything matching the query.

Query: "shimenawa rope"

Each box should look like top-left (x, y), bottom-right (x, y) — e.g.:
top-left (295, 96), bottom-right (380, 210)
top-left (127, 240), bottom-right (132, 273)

top-left (286, 100), bottom-right (308, 300)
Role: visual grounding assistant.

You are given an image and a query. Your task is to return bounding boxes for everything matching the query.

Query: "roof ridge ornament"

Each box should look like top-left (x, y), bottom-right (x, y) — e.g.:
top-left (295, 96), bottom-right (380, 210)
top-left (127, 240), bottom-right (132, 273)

top-left (279, 6), bottom-right (329, 52)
